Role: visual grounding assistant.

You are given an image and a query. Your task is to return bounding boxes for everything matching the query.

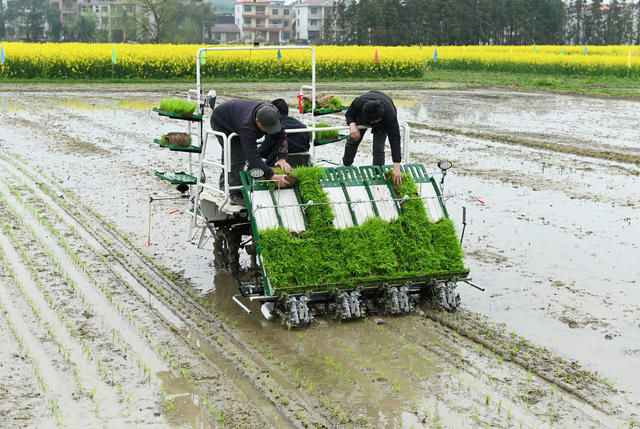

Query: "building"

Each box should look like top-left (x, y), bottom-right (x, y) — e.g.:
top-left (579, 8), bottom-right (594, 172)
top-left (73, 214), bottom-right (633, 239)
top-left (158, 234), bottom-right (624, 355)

top-left (292, 0), bottom-right (332, 43)
top-left (234, 0), bottom-right (293, 44)
top-left (210, 0), bottom-right (235, 24)
top-left (210, 23), bottom-right (241, 43)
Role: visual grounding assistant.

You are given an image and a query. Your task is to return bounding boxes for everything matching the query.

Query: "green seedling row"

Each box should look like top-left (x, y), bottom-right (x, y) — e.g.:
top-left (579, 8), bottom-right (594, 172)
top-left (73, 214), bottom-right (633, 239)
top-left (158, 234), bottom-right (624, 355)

top-left (5, 154), bottom-right (213, 319)
top-left (0, 238), bottom-right (93, 394)
top-left (0, 277), bottom-right (64, 427)
top-left (0, 218), bottom-right (137, 400)
top-left (0, 181), bottom-right (159, 385)
top-left (2, 153), bottom-right (300, 427)
top-left (249, 338), bottom-right (344, 427)
top-left (0, 160), bottom-right (232, 427)
top-left (0, 192), bottom-right (146, 398)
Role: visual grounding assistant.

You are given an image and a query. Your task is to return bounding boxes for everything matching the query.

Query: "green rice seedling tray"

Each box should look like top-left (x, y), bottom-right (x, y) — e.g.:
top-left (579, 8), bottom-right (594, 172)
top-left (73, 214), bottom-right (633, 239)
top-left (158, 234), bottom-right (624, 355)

top-left (335, 166), bottom-right (378, 224)
top-left (153, 107), bottom-right (202, 122)
top-left (360, 166), bottom-right (402, 220)
top-left (312, 106), bottom-right (349, 116)
top-left (313, 134), bottom-right (349, 146)
top-left (301, 106), bottom-right (349, 116)
top-left (240, 171), bottom-right (307, 234)
top-left (153, 139), bottom-right (202, 153)
top-left (154, 171), bottom-right (198, 185)
top-left (387, 163), bottom-right (448, 221)
top-left (244, 165), bottom-right (466, 296)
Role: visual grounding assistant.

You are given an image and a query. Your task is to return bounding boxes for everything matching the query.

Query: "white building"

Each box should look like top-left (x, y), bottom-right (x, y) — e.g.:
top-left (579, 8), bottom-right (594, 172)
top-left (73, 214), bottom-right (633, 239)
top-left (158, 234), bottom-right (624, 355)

top-left (234, 0), bottom-right (293, 44)
top-left (292, 0), bottom-right (332, 43)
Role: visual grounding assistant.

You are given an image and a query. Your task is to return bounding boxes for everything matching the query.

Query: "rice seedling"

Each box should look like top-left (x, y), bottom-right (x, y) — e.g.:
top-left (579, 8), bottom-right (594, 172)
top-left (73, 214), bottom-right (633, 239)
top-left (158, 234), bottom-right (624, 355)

top-left (166, 396), bottom-right (175, 413)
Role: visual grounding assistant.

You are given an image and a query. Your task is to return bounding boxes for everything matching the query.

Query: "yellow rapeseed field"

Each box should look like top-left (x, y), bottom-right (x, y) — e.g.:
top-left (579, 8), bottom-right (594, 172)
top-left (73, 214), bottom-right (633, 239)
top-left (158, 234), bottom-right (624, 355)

top-left (0, 42), bottom-right (637, 79)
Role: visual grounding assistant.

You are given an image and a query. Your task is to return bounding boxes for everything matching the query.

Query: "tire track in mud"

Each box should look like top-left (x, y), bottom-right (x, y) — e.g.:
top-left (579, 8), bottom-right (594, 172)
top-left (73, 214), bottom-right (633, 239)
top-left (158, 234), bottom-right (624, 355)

top-left (0, 152), bottom-right (326, 428)
top-left (0, 147), bottom-right (637, 428)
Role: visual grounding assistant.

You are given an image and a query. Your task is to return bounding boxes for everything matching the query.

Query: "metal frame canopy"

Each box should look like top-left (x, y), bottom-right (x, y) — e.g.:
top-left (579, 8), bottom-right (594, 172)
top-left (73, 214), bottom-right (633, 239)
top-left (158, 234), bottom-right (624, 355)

top-left (195, 45), bottom-right (321, 162)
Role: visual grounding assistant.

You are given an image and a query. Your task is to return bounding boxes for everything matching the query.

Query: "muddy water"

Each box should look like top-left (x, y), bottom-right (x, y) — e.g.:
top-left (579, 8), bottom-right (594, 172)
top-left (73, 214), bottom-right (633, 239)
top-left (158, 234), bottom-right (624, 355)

top-left (1, 85), bottom-right (639, 424)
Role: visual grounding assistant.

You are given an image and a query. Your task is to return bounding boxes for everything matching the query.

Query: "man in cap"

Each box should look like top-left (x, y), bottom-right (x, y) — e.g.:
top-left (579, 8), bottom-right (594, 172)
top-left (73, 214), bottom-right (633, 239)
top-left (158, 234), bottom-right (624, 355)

top-left (210, 99), bottom-right (292, 204)
top-left (342, 90), bottom-right (403, 185)
top-left (259, 98), bottom-right (310, 167)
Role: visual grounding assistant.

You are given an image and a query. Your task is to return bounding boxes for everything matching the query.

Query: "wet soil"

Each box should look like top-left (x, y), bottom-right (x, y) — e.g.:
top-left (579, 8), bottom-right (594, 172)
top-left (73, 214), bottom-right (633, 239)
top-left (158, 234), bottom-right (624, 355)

top-left (0, 84), bottom-right (638, 428)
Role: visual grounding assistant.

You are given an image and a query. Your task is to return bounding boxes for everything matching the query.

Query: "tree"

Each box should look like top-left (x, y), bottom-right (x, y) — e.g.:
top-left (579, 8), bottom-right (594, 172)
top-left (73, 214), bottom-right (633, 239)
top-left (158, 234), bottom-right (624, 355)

top-left (571, 0), bottom-right (585, 44)
top-left (46, 4), bottom-right (62, 41)
top-left (76, 12), bottom-right (97, 42)
top-left (605, 0), bottom-right (621, 44)
top-left (586, 0), bottom-right (604, 44)
top-left (111, 4), bottom-right (138, 42)
top-left (170, 17), bottom-right (199, 43)
top-left (0, 0), bottom-right (6, 39)
top-left (322, 0), bottom-right (348, 45)
top-left (6, 0), bottom-right (48, 40)
top-left (637, 0), bottom-right (640, 44)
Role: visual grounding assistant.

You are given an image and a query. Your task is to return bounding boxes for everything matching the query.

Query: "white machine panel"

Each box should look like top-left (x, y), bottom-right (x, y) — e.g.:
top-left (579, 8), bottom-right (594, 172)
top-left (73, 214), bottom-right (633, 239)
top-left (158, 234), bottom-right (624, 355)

top-left (369, 184), bottom-right (398, 222)
top-left (417, 182), bottom-right (445, 222)
top-left (345, 186), bottom-right (375, 225)
top-left (273, 188), bottom-right (306, 233)
top-left (251, 190), bottom-right (279, 231)
top-left (326, 187), bottom-right (353, 229)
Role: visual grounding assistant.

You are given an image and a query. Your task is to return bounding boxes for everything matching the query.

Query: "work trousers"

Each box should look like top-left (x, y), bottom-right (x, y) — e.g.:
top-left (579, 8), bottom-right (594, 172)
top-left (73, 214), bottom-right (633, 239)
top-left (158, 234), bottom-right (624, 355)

top-left (210, 116), bottom-right (245, 196)
top-left (342, 129), bottom-right (388, 166)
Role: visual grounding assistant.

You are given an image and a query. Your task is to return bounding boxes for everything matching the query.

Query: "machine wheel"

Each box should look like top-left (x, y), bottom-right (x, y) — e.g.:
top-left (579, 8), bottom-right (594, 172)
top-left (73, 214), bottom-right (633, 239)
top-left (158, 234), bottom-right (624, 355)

top-left (212, 226), bottom-right (241, 272)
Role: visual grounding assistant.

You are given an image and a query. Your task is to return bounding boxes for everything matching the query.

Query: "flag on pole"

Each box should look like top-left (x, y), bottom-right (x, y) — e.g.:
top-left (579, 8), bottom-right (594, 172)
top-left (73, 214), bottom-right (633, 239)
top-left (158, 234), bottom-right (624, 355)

top-left (200, 51), bottom-right (207, 65)
top-left (112, 45), bottom-right (117, 65)
top-left (1, 44), bottom-right (5, 65)
top-left (583, 42), bottom-right (588, 54)
top-left (433, 46), bottom-right (438, 62)
top-left (374, 48), bottom-right (379, 63)
top-left (277, 49), bottom-right (282, 60)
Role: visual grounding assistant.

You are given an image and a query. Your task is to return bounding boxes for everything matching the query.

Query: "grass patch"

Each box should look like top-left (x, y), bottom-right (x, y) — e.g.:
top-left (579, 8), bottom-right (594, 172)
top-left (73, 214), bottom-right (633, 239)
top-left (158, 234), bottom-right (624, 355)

top-left (422, 69), bottom-right (640, 98)
top-left (259, 167), bottom-right (466, 293)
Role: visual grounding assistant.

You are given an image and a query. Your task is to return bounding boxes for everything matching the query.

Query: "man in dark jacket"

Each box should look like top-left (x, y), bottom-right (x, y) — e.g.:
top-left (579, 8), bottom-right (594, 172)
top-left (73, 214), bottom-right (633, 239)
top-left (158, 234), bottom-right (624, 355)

top-left (259, 98), bottom-right (310, 166)
top-left (210, 99), bottom-right (291, 203)
top-left (343, 90), bottom-right (403, 185)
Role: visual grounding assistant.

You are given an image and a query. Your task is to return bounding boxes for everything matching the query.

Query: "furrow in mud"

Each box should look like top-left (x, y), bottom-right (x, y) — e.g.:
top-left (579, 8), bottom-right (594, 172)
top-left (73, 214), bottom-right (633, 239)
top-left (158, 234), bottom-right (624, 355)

top-left (0, 151), bottom-right (323, 427)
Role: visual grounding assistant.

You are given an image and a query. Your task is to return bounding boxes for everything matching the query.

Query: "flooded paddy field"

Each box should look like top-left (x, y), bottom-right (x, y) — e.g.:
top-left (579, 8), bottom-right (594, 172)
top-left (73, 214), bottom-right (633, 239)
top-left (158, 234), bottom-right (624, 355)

top-left (0, 84), bottom-right (638, 428)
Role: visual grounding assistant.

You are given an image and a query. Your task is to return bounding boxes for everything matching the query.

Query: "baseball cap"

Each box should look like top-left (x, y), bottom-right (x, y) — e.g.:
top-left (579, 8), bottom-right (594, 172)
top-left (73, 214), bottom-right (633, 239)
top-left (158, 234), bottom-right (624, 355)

top-left (256, 104), bottom-right (282, 134)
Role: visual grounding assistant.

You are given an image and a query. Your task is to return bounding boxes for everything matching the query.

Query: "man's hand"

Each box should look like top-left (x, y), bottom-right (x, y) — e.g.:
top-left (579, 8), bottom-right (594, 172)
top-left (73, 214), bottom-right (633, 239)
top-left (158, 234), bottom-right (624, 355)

top-left (274, 159), bottom-right (292, 174)
top-left (392, 163), bottom-right (403, 186)
top-left (349, 122), bottom-right (360, 140)
top-left (272, 174), bottom-right (290, 188)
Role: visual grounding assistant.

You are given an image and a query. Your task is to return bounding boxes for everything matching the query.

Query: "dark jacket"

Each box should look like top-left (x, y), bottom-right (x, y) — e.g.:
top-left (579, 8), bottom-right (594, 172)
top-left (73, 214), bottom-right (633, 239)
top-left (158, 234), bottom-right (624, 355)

top-left (259, 116), bottom-right (310, 166)
top-left (345, 90), bottom-right (401, 163)
top-left (211, 99), bottom-right (288, 179)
